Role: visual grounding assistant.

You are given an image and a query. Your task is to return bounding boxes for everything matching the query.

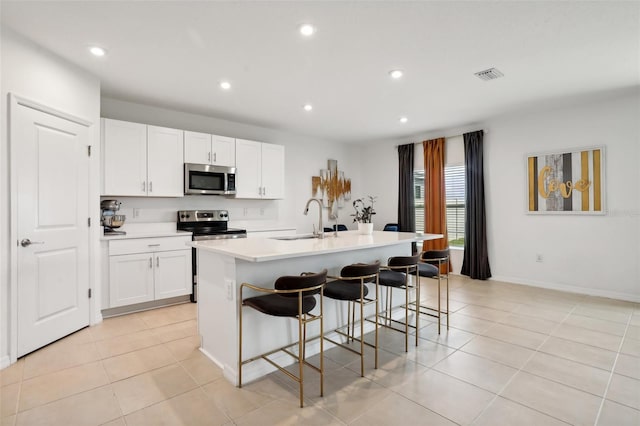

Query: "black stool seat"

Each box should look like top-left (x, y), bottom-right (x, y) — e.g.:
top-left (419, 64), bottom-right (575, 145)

top-left (418, 262), bottom-right (439, 277)
top-left (378, 254), bottom-right (420, 352)
top-left (323, 261), bottom-right (380, 377)
top-left (324, 280), bottom-right (369, 300)
top-left (239, 269), bottom-right (327, 408)
top-left (418, 249), bottom-right (450, 335)
top-left (243, 294), bottom-right (317, 317)
top-left (378, 270), bottom-right (406, 287)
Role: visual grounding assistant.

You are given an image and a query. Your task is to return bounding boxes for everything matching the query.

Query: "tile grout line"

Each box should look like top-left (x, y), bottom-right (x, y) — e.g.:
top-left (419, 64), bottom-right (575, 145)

top-left (592, 312), bottom-right (634, 426)
top-left (467, 304), bottom-right (580, 425)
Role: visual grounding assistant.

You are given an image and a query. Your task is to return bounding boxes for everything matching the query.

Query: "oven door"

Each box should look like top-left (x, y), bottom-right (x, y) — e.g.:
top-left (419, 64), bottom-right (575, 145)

top-left (184, 163), bottom-right (236, 195)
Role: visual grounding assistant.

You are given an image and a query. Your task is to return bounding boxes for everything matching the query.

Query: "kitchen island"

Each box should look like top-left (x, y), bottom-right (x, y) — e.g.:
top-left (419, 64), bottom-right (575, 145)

top-left (189, 230), bottom-right (442, 384)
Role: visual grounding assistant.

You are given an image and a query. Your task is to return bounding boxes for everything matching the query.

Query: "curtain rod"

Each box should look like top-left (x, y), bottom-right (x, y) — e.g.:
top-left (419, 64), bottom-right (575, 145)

top-left (394, 129), bottom-right (487, 148)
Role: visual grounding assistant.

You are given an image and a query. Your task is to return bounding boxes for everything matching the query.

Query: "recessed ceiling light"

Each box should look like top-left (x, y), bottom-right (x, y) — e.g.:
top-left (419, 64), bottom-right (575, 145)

top-left (299, 24), bottom-right (316, 37)
top-left (399, 117), bottom-right (408, 123)
top-left (389, 70), bottom-right (403, 79)
top-left (220, 81), bottom-right (231, 90)
top-left (89, 46), bottom-right (106, 57)
top-left (303, 104), bottom-right (313, 112)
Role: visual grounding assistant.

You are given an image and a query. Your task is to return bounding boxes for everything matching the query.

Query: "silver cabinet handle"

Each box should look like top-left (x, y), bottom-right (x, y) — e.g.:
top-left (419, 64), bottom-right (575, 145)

top-left (156, 257), bottom-right (160, 267)
top-left (142, 181), bottom-right (146, 192)
top-left (208, 152), bottom-right (211, 163)
top-left (149, 181), bottom-right (153, 192)
top-left (213, 152), bottom-right (217, 162)
top-left (147, 244), bottom-right (160, 247)
top-left (263, 187), bottom-right (266, 196)
top-left (20, 238), bottom-right (44, 247)
top-left (149, 257), bottom-right (153, 268)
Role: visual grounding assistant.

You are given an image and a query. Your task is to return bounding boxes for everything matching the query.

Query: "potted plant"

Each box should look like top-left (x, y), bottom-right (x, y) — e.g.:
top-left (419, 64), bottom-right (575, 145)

top-left (351, 196), bottom-right (376, 234)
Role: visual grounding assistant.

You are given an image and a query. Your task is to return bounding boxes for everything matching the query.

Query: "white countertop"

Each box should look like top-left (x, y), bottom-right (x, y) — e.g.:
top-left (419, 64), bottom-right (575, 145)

top-left (229, 220), bottom-right (296, 233)
top-left (100, 223), bottom-right (192, 240)
top-left (189, 230), bottom-right (443, 262)
top-left (101, 230), bottom-right (192, 241)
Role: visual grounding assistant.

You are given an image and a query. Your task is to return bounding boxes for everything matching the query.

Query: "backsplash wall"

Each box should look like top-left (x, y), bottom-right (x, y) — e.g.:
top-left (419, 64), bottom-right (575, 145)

top-left (102, 196), bottom-right (279, 225)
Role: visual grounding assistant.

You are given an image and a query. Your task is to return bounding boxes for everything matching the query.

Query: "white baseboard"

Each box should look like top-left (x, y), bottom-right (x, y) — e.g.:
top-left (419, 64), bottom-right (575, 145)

top-left (490, 275), bottom-right (640, 303)
top-left (0, 355), bottom-right (11, 369)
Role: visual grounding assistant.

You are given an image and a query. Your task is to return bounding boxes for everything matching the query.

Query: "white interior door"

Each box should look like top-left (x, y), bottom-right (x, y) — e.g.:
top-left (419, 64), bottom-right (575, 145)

top-left (14, 102), bottom-right (91, 357)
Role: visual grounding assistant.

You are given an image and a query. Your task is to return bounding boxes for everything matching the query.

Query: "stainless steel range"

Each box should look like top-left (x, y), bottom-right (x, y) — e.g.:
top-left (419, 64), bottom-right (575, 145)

top-left (177, 210), bottom-right (247, 302)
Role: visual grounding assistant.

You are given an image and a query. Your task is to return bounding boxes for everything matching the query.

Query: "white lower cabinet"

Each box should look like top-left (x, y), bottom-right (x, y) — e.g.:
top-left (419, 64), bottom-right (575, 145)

top-left (154, 250), bottom-right (191, 299)
top-left (107, 236), bottom-right (191, 308)
top-left (109, 253), bottom-right (155, 307)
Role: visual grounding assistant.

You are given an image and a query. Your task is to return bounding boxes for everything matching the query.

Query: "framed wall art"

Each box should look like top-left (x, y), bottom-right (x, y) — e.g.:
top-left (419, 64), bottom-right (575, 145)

top-left (526, 146), bottom-right (605, 214)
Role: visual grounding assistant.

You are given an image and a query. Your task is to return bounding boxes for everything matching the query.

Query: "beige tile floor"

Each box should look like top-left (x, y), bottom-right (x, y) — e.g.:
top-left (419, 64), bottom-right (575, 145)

top-left (1, 275), bottom-right (639, 425)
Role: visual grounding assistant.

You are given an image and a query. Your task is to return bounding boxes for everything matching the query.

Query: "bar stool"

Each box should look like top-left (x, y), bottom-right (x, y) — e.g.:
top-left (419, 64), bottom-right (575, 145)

top-left (238, 269), bottom-right (327, 408)
top-left (323, 261), bottom-right (380, 377)
top-left (377, 254), bottom-right (420, 352)
top-left (415, 249), bottom-right (450, 334)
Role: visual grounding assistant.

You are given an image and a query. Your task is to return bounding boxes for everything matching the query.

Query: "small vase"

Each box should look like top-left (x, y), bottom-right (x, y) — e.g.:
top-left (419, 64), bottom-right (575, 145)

top-left (357, 222), bottom-right (373, 235)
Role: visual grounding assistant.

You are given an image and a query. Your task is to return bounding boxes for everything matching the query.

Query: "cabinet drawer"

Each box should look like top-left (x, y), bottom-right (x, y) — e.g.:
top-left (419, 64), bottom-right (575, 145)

top-left (109, 236), bottom-right (191, 256)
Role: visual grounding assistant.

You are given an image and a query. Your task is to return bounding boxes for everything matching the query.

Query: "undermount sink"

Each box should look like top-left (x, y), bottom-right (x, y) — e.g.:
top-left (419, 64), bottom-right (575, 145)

top-left (270, 234), bottom-right (319, 241)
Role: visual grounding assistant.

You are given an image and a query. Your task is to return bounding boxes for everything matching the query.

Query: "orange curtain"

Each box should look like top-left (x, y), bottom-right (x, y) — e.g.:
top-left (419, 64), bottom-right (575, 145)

top-left (422, 138), bottom-right (451, 272)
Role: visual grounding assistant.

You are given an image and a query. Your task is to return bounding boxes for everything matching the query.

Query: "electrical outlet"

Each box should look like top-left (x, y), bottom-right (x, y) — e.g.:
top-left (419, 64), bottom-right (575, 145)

top-left (260, 208), bottom-right (264, 216)
top-left (133, 208), bottom-right (140, 218)
top-left (536, 254), bottom-right (543, 263)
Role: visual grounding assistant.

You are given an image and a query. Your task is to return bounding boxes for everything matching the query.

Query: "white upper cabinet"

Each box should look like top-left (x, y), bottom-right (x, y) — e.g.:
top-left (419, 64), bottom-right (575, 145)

top-left (183, 131), bottom-right (211, 165)
top-left (147, 125), bottom-right (184, 197)
top-left (102, 118), bottom-right (184, 197)
top-left (235, 139), bottom-right (262, 198)
top-left (184, 131), bottom-right (235, 167)
top-left (261, 143), bottom-right (285, 199)
top-left (235, 139), bottom-right (284, 199)
top-left (102, 119), bottom-right (147, 196)
top-left (212, 135), bottom-right (236, 167)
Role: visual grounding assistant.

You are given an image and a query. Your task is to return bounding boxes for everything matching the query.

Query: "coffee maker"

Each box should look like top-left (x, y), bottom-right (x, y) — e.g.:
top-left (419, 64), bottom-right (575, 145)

top-left (101, 199), bottom-right (126, 235)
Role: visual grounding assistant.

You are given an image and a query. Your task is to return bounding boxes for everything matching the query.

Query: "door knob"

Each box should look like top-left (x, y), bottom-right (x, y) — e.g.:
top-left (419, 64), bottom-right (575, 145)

top-left (20, 238), bottom-right (44, 247)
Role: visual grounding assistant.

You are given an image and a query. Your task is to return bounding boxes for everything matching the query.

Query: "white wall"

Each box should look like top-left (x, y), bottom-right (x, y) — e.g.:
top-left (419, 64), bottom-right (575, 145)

top-left (485, 91), bottom-right (639, 301)
top-left (100, 98), bottom-right (362, 233)
top-left (0, 28), bottom-right (101, 366)
top-left (359, 143), bottom-right (398, 230)
top-left (362, 90), bottom-right (640, 301)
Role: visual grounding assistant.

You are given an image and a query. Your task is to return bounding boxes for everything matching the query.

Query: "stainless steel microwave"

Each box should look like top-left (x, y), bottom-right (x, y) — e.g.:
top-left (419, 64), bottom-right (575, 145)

top-left (184, 163), bottom-right (236, 195)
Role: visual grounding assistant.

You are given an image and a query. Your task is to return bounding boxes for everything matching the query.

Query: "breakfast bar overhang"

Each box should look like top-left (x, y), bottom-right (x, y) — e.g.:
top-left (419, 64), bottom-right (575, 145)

top-left (189, 230), bottom-right (442, 385)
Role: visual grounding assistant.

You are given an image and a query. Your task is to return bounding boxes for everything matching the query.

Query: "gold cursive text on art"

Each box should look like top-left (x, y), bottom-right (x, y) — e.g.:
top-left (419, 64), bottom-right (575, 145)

top-left (538, 166), bottom-right (591, 199)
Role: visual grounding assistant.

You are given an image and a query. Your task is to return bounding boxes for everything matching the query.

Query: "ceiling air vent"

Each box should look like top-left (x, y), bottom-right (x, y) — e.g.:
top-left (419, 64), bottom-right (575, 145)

top-left (474, 68), bottom-right (504, 81)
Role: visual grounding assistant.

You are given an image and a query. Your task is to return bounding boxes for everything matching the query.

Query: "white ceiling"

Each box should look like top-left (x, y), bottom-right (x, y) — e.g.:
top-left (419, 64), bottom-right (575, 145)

top-left (2, 1), bottom-right (639, 143)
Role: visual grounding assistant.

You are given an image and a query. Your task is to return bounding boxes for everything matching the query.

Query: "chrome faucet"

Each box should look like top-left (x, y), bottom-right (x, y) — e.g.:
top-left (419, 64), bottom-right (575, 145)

top-left (303, 198), bottom-right (324, 239)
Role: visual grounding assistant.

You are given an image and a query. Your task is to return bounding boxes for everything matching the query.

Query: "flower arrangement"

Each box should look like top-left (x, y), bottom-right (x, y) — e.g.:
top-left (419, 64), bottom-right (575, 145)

top-left (351, 196), bottom-right (377, 223)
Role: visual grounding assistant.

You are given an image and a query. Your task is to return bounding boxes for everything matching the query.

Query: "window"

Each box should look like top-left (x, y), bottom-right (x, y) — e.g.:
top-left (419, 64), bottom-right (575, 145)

top-left (445, 165), bottom-right (465, 247)
top-left (413, 165), bottom-right (466, 247)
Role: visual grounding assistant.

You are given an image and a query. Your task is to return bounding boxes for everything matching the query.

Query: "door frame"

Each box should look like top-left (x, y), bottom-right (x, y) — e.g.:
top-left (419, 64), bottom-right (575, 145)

top-left (9, 94), bottom-right (96, 363)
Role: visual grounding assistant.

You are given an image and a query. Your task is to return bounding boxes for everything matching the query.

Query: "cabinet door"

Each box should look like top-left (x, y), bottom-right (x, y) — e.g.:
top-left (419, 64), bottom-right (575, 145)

top-left (154, 250), bottom-right (191, 299)
top-left (211, 135), bottom-right (236, 167)
top-left (102, 119), bottom-right (147, 196)
top-left (109, 253), bottom-right (154, 308)
top-left (235, 138), bottom-right (262, 198)
top-left (184, 131), bottom-right (212, 165)
top-left (147, 125), bottom-right (184, 197)
top-left (261, 143), bottom-right (285, 199)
